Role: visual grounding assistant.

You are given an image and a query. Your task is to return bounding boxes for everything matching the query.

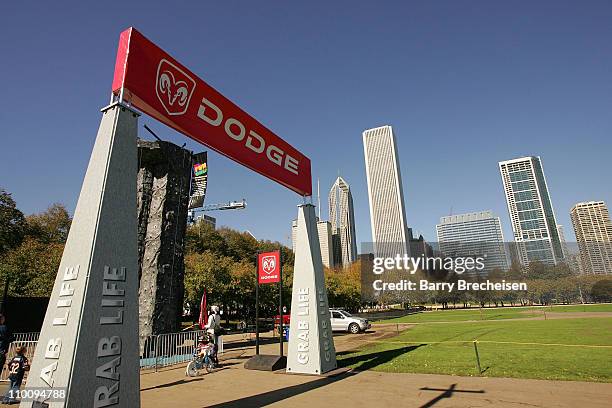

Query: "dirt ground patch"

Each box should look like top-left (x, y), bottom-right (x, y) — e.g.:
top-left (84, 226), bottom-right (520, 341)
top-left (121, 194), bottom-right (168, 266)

top-left (333, 323), bottom-right (414, 352)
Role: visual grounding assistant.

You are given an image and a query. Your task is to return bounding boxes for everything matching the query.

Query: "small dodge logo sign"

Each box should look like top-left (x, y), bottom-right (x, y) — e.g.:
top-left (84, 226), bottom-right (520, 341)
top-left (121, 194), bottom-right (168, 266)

top-left (258, 251), bottom-right (280, 284)
top-left (262, 256), bottom-right (277, 274)
top-left (155, 59), bottom-right (196, 116)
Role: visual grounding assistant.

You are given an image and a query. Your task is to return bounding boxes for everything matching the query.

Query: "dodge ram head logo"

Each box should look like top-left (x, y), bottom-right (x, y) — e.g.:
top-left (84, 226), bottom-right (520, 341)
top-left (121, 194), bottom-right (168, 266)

top-left (156, 59), bottom-right (196, 116)
top-left (262, 256), bottom-right (277, 274)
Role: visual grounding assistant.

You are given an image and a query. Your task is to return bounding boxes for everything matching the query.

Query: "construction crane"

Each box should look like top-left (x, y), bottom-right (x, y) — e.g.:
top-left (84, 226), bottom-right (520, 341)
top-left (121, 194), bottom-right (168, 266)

top-left (201, 199), bottom-right (246, 212)
top-left (187, 199), bottom-right (246, 225)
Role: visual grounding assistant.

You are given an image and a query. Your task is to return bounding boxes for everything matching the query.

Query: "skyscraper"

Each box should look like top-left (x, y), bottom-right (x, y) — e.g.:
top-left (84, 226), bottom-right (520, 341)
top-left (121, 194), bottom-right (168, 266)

top-left (331, 233), bottom-right (342, 268)
top-left (292, 218), bottom-right (335, 268)
top-left (556, 225), bottom-right (569, 259)
top-left (499, 156), bottom-right (563, 266)
top-left (317, 220), bottom-right (334, 268)
top-left (570, 201), bottom-right (612, 275)
top-left (328, 176), bottom-right (357, 267)
top-left (363, 125), bottom-right (409, 258)
top-left (436, 211), bottom-right (509, 276)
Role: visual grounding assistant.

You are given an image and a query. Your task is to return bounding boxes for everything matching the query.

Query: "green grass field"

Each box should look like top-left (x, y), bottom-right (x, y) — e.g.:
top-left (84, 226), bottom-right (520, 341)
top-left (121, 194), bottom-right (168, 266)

top-left (379, 308), bottom-right (537, 323)
top-left (377, 303), bottom-right (612, 324)
top-left (341, 312), bottom-right (612, 382)
top-left (541, 304), bottom-right (612, 313)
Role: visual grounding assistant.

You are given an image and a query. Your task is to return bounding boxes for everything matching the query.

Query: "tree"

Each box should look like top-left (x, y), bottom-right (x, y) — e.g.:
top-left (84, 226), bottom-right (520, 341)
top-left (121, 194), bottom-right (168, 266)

top-left (506, 262), bottom-right (526, 280)
top-left (218, 228), bottom-right (258, 262)
top-left (25, 203), bottom-right (71, 243)
top-left (591, 279), bottom-right (612, 302)
top-left (0, 238), bottom-right (63, 297)
top-left (184, 250), bottom-right (233, 306)
top-left (553, 276), bottom-right (579, 304)
top-left (0, 203), bottom-right (72, 297)
top-left (576, 275), bottom-right (599, 303)
top-left (0, 189), bottom-right (26, 255)
top-left (325, 261), bottom-right (363, 312)
top-left (185, 222), bottom-right (228, 256)
top-left (227, 260), bottom-right (257, 320)
top-left (526, 279), bottom-right (555, 305)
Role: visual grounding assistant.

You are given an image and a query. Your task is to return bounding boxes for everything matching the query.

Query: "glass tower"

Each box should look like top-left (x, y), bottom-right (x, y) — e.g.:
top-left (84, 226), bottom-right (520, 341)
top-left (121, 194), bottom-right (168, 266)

top-left (499, 156), bottom-right (563, 266)
top-left (328, 176), bottom-right (358, 267)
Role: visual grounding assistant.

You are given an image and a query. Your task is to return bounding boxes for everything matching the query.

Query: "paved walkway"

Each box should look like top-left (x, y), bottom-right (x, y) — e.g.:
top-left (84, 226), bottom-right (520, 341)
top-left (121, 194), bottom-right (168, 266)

top-left (141, 362), bottom-right (612, 407)
top-left (140, 329), bottom-right (612, 408)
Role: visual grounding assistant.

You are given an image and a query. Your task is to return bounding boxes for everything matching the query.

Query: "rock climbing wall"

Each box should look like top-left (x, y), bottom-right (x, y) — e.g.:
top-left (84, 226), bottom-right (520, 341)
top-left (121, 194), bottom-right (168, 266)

top-left (137, 139), bottom-right (192, 343)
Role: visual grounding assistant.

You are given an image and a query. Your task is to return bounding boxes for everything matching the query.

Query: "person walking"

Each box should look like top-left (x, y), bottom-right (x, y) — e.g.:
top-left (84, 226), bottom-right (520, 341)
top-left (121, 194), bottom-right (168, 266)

top-left (204, 306), bottom-right (222, 365)
top-left (205, 305), bottom-right (221, 344)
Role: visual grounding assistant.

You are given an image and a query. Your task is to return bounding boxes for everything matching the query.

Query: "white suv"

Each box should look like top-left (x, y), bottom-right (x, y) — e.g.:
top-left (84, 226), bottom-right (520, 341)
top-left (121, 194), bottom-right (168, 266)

top-left (329, 309), bottom-right (371, 334)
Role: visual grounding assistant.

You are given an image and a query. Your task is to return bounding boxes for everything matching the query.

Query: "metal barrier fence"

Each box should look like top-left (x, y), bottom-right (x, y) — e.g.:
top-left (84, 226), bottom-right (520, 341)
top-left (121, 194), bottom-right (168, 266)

top-left (142, 330), bottom-right (223, 371)
top-left (13, 332), bottom-right (40, 343)
top-left (141, 330), bottom-right (209, 371)
top-left (1, 330), bottom-right (225, 380)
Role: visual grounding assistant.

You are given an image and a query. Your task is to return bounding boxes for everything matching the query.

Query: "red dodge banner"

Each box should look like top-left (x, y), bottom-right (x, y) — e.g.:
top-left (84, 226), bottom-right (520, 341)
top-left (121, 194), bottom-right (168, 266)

top-left (258, 251), bottom-right (281, 284)
top-left (112, 27), bottom-right (312, 196)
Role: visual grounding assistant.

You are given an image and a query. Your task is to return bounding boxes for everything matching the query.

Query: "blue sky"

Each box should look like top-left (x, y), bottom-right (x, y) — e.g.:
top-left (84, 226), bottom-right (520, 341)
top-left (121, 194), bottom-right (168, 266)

top-left (1, 1), bottom-right (611, 247)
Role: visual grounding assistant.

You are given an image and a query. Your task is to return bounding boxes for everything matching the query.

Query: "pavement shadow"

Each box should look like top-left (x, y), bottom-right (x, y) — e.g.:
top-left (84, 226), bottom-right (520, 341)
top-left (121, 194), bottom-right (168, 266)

top-left (337, 344), bottom-right (425, 371)
top-left (223, 336), bottom-right (279, 350)
top-left (216, 361), bottom-right (241, 368)
top-left (141, 377), bottom-right (204, 391)
top-left (419, 384), bottom-right (485, 407)
top-left (205, 371), bottom-right (356, 408)
top-left (223, 354), bottom-right (251, 360)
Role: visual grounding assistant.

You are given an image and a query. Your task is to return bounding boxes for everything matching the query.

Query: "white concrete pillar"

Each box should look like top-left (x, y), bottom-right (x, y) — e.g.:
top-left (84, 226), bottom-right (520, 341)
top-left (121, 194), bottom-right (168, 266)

top-left (23, 103), bottom-right (140, 408)
top-left (286, 204), bottom-right (337, 375)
